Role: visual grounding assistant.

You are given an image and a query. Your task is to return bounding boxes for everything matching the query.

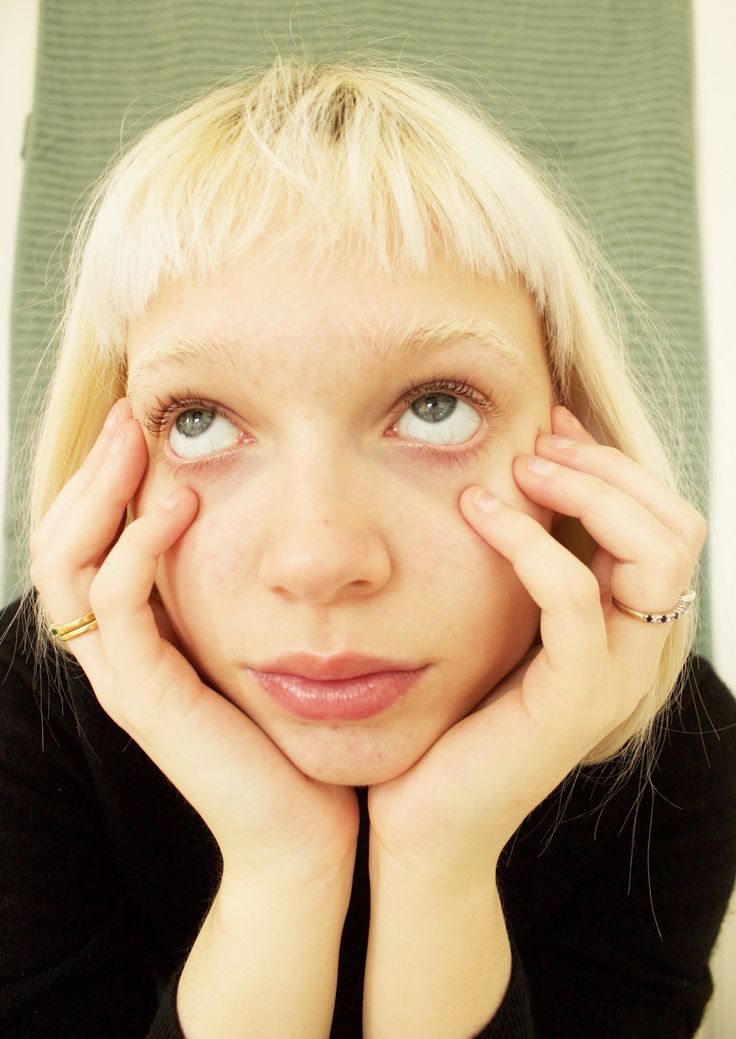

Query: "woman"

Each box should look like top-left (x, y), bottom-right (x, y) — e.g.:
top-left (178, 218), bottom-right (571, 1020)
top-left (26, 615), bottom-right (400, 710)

top-left (2, 54), bottom-right (735, 1038)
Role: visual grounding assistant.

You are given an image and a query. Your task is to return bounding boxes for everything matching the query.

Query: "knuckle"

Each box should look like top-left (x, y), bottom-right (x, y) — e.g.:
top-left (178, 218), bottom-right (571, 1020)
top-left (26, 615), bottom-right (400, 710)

top-left (661, 539), bottom-right (693, 584)
top-left (88, 570), bottom-right (117, 615)
top-left (599, 444), bottom-right (625, 469)
top-left (29, 552), bottom-right (56, 592)
top-left (28, 525), bottom-right (45, 559)
top-left (687, 508), bottom-right (708, 549)
top-left (568, 568), bottom-right (601, 614)
top-left (28, 554), bottom-right (43, 589)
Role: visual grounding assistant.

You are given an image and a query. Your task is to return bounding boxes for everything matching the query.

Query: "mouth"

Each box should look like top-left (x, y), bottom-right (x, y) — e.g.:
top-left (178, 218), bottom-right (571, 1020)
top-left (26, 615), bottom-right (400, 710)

top-left (246, 666), bottom-right (430, 720)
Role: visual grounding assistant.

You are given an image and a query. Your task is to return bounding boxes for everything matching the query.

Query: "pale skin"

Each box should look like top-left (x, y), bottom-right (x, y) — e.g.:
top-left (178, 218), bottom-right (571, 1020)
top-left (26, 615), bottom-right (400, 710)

top-left (30, 248), bottom-right (706, 1038)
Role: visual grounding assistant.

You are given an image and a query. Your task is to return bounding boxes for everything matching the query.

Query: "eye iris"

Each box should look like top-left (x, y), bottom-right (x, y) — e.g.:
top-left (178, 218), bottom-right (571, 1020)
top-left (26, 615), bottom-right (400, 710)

top-left (413, 393), bottom-right (456, 424)
top-left (176, 409), bottom-right (215, 438)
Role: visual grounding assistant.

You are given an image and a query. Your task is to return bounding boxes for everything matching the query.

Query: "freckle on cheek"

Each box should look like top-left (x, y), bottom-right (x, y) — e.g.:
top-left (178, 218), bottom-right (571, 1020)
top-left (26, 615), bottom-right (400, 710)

top-left (178, 519), bottom-right (245, 582)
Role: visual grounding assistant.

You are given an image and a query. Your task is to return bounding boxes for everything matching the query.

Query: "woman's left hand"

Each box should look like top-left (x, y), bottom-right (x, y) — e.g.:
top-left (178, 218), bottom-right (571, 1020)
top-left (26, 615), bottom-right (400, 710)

top-left (366, 404), bottom-right (707, 883)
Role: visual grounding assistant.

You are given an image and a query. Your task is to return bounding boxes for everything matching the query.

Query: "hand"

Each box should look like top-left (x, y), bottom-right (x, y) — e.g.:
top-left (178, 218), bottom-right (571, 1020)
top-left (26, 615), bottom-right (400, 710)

top-left (366, 405), bottom-right (706, 882)
top-left (30, 398), bottom-right (359, 883)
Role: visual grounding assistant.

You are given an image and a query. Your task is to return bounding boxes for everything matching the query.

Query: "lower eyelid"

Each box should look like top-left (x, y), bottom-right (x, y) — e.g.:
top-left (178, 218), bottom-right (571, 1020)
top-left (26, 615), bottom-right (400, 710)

top-left (151, 389), bottom-right (500, 469)
top-left (399, 427), bottom-right (498, 468)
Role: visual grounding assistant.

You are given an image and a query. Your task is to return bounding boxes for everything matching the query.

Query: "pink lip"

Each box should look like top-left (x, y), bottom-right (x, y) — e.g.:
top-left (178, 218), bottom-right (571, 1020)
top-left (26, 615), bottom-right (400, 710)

top-left (247, 656), bottom-right (429, 720)
top-left (250, 652), bottom-right (423, 681)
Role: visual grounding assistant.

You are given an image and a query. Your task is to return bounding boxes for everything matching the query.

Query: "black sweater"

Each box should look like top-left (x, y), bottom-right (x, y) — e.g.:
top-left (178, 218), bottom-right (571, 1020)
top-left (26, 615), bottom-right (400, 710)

top-left (1, 595), bottom-right (735, 1038)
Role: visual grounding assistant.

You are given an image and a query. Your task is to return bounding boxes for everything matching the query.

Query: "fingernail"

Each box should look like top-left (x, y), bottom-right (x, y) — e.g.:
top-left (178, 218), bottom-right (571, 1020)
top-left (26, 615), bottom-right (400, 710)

top-left (161, 490), bottom-right (181, 509)
top-left (109, 425), bottom-right (127, 452)
top-left (528, 455), bottom-right (557, 476)
top-left (548, 434), bottom-right (575, 449)
top-left (104, 400), bottom-right (124, 433)
top-left (473, 489), bottom-right (498, 512)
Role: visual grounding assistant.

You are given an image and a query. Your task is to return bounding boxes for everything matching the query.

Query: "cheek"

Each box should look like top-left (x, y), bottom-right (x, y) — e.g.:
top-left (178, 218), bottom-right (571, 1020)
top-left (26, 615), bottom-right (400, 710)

top-left (149, 442), bottom-right (544, 642)
top-left (429, 521), bottom-right (539, 654)
top-left (156, 501), bottom-right (245, 598)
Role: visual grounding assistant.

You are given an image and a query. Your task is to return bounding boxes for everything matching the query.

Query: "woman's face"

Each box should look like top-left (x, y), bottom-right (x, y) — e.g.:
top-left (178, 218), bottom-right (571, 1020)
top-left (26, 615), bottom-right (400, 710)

top-left (126, 247), bottom-right (555, 784)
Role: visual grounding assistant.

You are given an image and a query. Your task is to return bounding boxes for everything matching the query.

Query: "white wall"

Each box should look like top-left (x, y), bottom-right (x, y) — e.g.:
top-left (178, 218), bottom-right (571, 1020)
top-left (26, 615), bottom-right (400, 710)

top-left (691, 5), bottom-right (736, 1035)
top-left (0, 1), bottom-right (734, 1033)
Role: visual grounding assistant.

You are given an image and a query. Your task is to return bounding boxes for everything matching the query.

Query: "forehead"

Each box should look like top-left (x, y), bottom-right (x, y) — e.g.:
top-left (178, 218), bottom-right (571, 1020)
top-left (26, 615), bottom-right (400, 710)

top-left (126, 250), bottom-right (549, 390)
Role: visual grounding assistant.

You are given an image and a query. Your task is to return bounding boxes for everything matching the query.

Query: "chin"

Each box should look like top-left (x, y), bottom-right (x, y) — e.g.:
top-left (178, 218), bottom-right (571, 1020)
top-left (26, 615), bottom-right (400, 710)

top-left (283, 743), bottom-right (423, 787)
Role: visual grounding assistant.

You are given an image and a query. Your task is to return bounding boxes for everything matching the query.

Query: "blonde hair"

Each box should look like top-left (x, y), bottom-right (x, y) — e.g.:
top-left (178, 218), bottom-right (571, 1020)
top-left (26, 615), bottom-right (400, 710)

top-left (22, 52), bottom-right (698, 777)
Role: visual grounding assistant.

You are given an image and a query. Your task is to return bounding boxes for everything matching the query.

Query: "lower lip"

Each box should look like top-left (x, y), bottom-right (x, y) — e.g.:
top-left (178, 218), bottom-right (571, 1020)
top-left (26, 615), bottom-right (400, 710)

top-left (247, 667), bottom-right (429, 720)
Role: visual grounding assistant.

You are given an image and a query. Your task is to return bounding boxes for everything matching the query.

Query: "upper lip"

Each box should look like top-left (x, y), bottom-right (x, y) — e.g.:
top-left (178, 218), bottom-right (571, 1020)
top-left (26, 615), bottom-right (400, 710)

top-left (250, 652), bottom-right (425, 681)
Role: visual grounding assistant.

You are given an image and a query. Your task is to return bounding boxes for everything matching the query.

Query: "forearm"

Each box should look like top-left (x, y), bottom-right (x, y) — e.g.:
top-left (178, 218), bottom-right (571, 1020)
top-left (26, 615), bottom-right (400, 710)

top-left (176, 863), bottom-right (355, 1039)
top-left (363, 855), bottom-right (511, 1039)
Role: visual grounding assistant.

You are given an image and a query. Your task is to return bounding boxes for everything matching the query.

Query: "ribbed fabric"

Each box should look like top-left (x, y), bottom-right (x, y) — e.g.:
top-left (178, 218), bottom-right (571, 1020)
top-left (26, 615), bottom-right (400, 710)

top-left (4, 0), bottom-right (709, 643)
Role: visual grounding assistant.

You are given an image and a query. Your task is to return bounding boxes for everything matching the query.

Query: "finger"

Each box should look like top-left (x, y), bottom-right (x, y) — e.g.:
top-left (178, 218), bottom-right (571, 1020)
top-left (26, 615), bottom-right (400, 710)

top-left (86, 486), bottom-right (292, 840)
top-left (31, 410), bottom-right (148, 681)
top-left (535, 432), bottom-right (707, 550)
top-left (31, 398), bottom-right (132, 553)
top-left (84, 488), bottom-right (307, 852)
top-left (459, 487), bottom-right (607, 682)
top-left (89, 487), bottom-right (201, 730)
top-left (460, 488), bottom-right (659, 734)
top-left (514, 453), bottom-right (697, 608)
top-left (39, 417), bottom-right (148, 584)
top-left (551, 404), bottom-right (599, 445)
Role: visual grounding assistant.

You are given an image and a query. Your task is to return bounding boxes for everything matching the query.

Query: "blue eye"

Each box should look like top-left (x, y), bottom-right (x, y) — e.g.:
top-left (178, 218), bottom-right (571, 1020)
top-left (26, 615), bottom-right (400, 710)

top-left (142, 375), bottom-right (497, 467)
top-left (393, 391), bottom-right (483, 446)
top-left (169, 407), bottom-right (241, 459)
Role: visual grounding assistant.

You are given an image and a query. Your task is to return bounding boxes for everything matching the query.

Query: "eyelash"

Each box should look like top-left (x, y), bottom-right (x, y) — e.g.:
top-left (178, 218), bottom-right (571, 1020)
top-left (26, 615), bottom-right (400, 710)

top-left (141, 374), bottom-right (500, 471)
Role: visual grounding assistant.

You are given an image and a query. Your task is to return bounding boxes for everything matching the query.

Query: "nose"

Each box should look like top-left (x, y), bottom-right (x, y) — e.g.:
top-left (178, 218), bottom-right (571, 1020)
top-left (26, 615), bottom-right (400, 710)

top-left (257, 448), bottom-right (393, 604)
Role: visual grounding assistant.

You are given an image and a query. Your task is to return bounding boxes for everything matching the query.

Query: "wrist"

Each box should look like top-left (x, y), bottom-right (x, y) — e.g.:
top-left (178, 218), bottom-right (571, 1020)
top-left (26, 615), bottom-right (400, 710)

top-left (220, 829), bottom-right (358, 889)
top-left (368, 828), bottom-right (500, 894)
top-left (178, 860), bottom-right (355, 1039)
top-left (369, 848), bottom-right (504, 929)
top-left (364, 848), bottom-right (510, 1039)
top-left (219, 850), bottom-right (356, 916)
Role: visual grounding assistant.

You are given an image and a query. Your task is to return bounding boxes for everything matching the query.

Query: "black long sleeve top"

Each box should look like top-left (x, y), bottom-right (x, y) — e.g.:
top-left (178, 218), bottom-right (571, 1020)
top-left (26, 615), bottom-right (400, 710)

top-left (1, 595), bottom-right (735, 1038)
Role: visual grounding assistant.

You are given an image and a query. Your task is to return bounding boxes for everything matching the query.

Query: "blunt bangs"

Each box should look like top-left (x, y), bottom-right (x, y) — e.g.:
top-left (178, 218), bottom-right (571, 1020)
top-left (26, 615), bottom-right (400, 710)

top-left (73, 56), bottom-right (573, 367)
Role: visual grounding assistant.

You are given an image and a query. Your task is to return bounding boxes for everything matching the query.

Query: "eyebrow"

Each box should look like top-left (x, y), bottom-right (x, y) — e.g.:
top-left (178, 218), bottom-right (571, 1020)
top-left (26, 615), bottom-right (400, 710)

top-left (126, 315), bottom-right (530, 401)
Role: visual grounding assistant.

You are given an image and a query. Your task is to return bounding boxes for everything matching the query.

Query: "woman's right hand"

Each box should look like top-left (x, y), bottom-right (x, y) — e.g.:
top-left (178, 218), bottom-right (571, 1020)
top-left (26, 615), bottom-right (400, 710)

top-left (30, 397), bottom-right (359, 885)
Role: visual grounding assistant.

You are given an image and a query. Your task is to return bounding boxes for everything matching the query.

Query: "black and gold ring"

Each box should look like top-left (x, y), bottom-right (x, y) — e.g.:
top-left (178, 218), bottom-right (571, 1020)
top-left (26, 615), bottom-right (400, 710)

top-left (611, 590), bottom-right (696, 624)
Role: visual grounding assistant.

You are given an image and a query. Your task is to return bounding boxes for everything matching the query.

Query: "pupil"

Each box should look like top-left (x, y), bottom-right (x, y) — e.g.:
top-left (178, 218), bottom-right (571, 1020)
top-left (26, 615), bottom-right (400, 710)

top-left (413, 393), bottom-right (456, 424)
top-left (176, 409), bottom-right (215, 437)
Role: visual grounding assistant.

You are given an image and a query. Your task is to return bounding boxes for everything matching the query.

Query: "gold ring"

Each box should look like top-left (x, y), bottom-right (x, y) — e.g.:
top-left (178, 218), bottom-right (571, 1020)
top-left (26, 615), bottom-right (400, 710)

top-left (49, 610), bottom-right (99, 642)
top-left (611, 590), bottom-right (695, 624)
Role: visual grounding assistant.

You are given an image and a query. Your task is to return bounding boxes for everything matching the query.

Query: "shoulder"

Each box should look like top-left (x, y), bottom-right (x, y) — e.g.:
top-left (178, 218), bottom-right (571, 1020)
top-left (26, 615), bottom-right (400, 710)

top-left (645, 656), bottom-right (736, 833)
top-left (0, 594), bottom-right (40, 683)
top-left (659, 656), bottom-right (736, 773)
top-left (0, 592), bottom-right (100, 746)
top-left (0, 592), bottom-right (74, 697)
top-left (566, 656), bottom-right (736, 850)
top-left (675, 655), bottom-right (736, 725)
top-left (0, 594), bottom-right (54, 723)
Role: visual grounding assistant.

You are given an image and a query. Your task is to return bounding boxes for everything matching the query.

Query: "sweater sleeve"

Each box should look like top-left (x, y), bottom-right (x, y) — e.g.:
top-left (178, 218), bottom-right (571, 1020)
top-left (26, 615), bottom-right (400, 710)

top-left (470, 928), bottom-right (536, 1038)
top-left (0, 601), bottom-right (187, 1039)
top-left (3, 588), bottom-right (733, 1039)
top-left (146, 969), bottom-right (186, 1039)
top-left (514, 658), bottom-right (736, 1039)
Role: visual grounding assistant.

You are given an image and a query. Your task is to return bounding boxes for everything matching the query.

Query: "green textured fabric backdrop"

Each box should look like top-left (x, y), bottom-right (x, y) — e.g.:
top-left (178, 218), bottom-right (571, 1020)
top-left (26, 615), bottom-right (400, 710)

top-left (3, 0), bottom-right (710, 647)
